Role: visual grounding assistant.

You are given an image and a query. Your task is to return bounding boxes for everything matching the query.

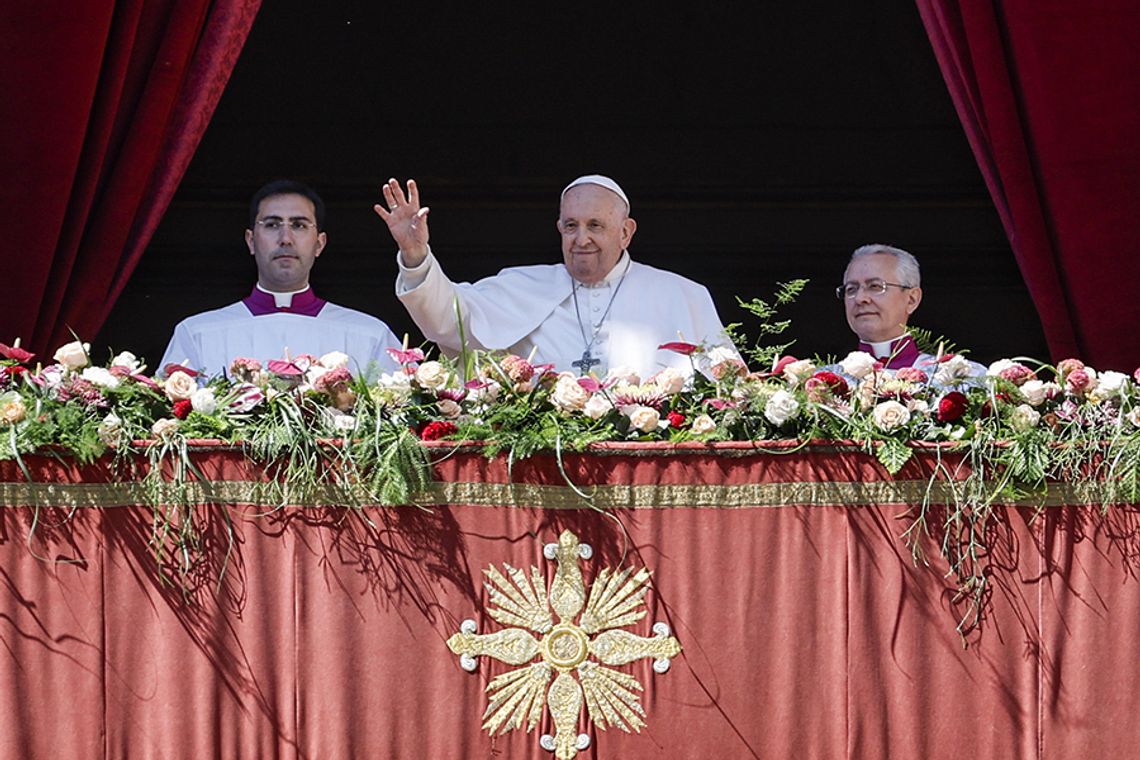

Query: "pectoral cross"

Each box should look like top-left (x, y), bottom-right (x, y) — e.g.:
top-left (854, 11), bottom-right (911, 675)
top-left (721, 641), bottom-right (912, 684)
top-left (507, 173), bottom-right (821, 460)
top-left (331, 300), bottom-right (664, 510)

top-left (572, 350), bottom-right (600, 374)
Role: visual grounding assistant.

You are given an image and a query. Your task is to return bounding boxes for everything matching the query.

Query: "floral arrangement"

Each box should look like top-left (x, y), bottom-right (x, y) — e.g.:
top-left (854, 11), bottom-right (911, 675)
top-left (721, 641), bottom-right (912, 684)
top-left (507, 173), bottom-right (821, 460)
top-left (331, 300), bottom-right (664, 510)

top-left (3, 329), bottom-right (1139, 629)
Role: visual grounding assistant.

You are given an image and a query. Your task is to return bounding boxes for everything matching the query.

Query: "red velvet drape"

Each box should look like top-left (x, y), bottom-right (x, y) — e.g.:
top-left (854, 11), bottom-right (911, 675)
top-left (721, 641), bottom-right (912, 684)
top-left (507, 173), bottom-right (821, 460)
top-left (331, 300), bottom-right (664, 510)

top-left (916, 1), bottom-right (1140, 370)
top-left (0, 1), bottom-right (260, 360)
top-left (2, 445), bottom-right (1139, 758)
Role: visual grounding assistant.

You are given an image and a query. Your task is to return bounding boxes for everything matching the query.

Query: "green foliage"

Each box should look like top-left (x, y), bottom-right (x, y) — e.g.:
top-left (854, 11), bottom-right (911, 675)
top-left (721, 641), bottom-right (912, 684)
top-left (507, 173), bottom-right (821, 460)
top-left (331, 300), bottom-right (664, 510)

top-left (727, 279), bottom-right (809, 368)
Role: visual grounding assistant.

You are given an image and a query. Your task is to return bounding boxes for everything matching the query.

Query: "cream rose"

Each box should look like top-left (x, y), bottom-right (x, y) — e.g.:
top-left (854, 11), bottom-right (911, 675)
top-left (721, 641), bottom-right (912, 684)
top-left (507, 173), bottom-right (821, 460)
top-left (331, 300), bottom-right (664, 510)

top-left (551, 374), bottom-right (590, 412)
top-left (691, 413), bottom-right (717, 435)
top-left (872, 400), bottom-right (911, 431)
top-left (1019, 379), bottom-right (1047, 406)
top-left (840, 351), bottom-right (877, 381)
top-left (151, 418), bottom-right (180, 439)
top-left (626, 405), bottom-right (661, 433)
top-left (0, 392), bottom-right (26, 425)
top-left (436, 398), bottom-right (462, 419)
top-left (1009, 403), bottom-right (1041, 432)
top-left (583, 394), bottom-right (613, 420)
top-left (53, 340), bottom-right (90, 371)
top-left (649, 367), bottom-right (687, 395)
top-left (1096, 370), bottom-right (1128, 397)
top-left (1127, 408), bottom-right (1140, 428)
top-left (163, 371), bottom-right (197, 401)
top-left (763, 389), bottom-right (800, 426)
top-left (415, 361), bottom-right (450, 391)
top-left (782, 359), bottom-right (817, 387)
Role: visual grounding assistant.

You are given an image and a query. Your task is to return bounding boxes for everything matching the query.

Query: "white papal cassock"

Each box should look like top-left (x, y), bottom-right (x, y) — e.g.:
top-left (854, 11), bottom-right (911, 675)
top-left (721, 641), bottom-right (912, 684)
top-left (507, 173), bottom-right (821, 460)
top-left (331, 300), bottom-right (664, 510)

top-left (396, 248), bottom-right (733, 379)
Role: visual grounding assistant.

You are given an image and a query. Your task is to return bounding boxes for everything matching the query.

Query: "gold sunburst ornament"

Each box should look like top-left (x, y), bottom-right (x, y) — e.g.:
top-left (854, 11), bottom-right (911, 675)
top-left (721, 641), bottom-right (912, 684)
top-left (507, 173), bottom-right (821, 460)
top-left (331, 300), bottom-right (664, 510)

top-left (447, 530), bottom-right (682, 759)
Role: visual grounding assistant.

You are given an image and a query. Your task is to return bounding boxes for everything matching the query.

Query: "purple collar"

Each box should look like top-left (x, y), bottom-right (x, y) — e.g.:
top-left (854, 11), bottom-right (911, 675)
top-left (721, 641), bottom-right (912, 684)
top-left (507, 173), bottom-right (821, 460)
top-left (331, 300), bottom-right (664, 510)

top-left (858, 335), bottom-right (921, 370)
top-left (242, 286), bottom-right (327, 317)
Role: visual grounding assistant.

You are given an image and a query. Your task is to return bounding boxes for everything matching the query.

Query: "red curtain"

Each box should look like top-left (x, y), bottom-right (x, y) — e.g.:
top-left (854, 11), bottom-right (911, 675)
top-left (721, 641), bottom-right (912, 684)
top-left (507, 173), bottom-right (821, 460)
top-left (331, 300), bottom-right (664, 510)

top-left (916, 1), bottom-right (1140, 370)
top-left (0, 1), bottom-right (261, 360)
top-left (2, 445), bottom-right (1139, 758)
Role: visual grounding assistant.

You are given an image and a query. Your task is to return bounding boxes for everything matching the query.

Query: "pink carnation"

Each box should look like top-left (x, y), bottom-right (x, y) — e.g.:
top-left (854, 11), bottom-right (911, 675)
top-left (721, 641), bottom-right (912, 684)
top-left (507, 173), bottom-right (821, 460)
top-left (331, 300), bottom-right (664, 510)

top-left (500, 355), bottom-right (535, 383)
top-left (1056, 358), bottom-right (1085, 381)
top-left (313, 367), bottom-right (353, 392)
top-left (895, 367), bottom-right (929, 384)
top-left (998, 363), bottom-right (1035, 386)
top-left (1065, 368), bottom-right (1093, 395)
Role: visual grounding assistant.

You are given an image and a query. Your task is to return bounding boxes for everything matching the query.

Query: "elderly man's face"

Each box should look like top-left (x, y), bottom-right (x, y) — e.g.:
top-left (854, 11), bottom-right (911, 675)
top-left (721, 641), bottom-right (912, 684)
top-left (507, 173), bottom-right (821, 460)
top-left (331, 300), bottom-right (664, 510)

top-left (843, 253), bottom-right (922, 343)
top-left (557, 185), bottom-right (637, 285)
top-left (245, 193), bottom-right (327, 292)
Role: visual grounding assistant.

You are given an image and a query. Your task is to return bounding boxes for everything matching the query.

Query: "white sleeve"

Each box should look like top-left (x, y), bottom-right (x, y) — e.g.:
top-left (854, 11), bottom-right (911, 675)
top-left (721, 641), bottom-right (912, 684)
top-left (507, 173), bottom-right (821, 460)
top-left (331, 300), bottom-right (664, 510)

top-left (158, 320), bottom-right (203, 376)
top-left (394, 247), bottom-right (490, 352)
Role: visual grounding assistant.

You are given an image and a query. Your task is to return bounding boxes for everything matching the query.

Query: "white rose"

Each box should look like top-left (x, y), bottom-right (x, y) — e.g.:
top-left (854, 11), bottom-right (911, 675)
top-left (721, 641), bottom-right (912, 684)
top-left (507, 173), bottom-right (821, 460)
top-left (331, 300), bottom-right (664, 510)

top-left (907, 398), bottom-right (929, 414)
top-left (583, 394), bottom-right (613, 420)
top-left (1020, 379), bottom-right (1047, 406)
top-left (763, 389), bottom-right (800, 426)
top-left (1009, 403), bottom-right (1041, 432)
top-left (550, 374), bottom-right (590, 412)
top-left (1127, 408), bottom-right (1140, 428)
top-left (436, 398), bottom-right (462, 419)
top-left (468, 380), bottom-right (501, 404)
top-left (626, 405), bottom-right (661, 433)
top-left (190, 388), bottom-right (217, 415)
top-left (933, 355), bottom-right (973, 386)
top-left (605, 366), bottom-right (641, 386)
top-left (163, 371), bottom-right (197, 401)
top-left (97, 412), bottom-right (122, 445)
top-left (987, 358), bottom-right (1016, 377)
top-left (1096, 371), bottom-right (1128, 397)
top-left (782, 359), bottom-right (817, 387)
top-left (318, 351), bottom-right (350, 370)
top-left (840, 351), bottom-right (877, 381)
top-left (110, 351), bottom-right (142, 373)
top-left (377, 371), bottom-right (413, 390)
top-left (649, 367), bottom-right (687, 395)
top-left (415, 361), bottom-right (450, 390)
top-left (151, 418), bottom-right (180, 439)
top-left (81, 366), bottom-right (120, 389)
top-left (872, 400), bottom-right (911, 431)
top-left (691, 413), bottom-right (717, 434)
top-left (326, 410), bottom-right (358, 432)
top-left (53, 341), bottom-right (90, 371)
top-left (305, 365), bottom-right (330, 387)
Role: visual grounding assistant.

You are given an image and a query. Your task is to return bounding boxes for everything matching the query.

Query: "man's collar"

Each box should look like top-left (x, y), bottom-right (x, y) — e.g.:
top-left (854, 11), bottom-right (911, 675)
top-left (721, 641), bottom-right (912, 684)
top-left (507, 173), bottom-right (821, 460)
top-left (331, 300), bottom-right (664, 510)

top-left (857, 333), bottom-right (921, 370)
top-left (577, 250), bottom-right (631, 289)
top-left (243, 285), bottom-right (326, 316)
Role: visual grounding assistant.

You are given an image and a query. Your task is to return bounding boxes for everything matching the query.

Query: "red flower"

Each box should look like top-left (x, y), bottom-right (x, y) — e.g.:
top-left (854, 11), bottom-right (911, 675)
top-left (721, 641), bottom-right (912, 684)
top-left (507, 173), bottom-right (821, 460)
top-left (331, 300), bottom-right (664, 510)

top-left (386, 346), bottom-right (425, 365)
top-left (808, 370), bottom-right (849, 400)
top-left (0, 342), bottom-right (35, 363)
top-left (419, 420), bottom-right (458, 441)
top-left (163, 363), bottom-right (200, 378)
top-left (666, 411), bottom-right (686, 428)
top-left (937, 391), bottom-right (968, 423)
top-left (172, 399), bottom-right (193, 419)
top-left (658, 341), bottom-right (700, 355)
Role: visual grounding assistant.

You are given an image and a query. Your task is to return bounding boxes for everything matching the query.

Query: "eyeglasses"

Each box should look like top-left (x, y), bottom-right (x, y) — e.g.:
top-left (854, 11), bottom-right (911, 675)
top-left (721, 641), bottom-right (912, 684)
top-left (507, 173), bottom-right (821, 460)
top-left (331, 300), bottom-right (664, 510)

top-left (256, 218), bottom-right (317, 233)
top-left (835, 281), bottom-right (912, 299)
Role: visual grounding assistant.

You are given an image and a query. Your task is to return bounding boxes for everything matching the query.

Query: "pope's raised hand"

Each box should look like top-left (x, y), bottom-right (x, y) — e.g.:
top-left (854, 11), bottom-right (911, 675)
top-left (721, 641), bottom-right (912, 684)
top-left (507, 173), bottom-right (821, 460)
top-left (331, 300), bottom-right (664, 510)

top-left (373, 178), bottom-right (430, 267)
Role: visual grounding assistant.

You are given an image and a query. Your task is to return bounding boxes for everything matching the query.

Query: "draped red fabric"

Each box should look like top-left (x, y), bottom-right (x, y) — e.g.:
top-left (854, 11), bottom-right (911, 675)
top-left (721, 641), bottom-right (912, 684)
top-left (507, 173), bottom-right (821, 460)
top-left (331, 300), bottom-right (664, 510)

top-left (2, 445), bottom-right (1138, 758)
top-left (0, 1), bottom-right (261, 360)
top-left (915, 1), bottom-right (1140, 369)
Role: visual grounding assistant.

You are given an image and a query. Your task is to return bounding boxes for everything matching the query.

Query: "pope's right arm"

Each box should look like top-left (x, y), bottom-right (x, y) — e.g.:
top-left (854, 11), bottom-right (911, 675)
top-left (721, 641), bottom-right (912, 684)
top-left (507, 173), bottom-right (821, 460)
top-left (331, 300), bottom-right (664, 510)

top-left (394, 247), bottom-right (489, 353)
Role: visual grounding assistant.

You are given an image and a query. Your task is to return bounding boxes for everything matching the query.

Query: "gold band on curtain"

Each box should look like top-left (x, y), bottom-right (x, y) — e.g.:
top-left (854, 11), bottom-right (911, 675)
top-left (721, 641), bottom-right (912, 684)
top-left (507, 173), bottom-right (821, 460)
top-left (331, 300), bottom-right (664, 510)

top-left (0, 478), bottom-right (1112, 510)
